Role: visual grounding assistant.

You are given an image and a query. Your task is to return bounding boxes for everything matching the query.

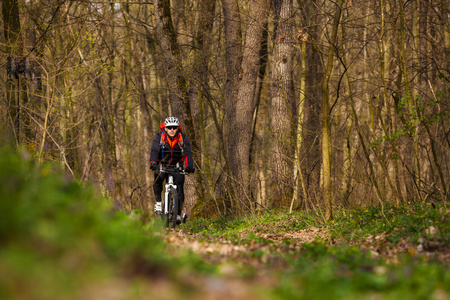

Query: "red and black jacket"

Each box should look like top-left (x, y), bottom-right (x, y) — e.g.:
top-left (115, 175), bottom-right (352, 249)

top-left (149, 122), bottom-right (194, 170)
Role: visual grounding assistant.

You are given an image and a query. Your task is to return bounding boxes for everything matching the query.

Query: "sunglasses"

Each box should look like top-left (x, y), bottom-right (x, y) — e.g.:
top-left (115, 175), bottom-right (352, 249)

top-left (166, 126), bottom-right (178, 130)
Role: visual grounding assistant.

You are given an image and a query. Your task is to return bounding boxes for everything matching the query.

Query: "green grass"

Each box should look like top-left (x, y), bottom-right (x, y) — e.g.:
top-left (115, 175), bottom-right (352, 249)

top-left (182, 202), bottom-right (450, 299)
top-left (183, 209), bottom-right (320, 242)
top-left (184, 200), bottom-right (449, 248)
top-left (330, 201), bottom-right (450, 246)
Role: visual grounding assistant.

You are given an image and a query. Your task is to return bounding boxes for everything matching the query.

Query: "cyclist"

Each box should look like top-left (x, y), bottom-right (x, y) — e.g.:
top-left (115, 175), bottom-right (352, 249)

top-left (149, 117), bottom-right (195, 220)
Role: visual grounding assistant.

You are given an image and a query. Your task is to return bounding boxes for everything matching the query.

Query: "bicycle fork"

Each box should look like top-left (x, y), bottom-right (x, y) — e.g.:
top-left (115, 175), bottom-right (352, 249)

top-left (164, 176), bottom-right (177, 215)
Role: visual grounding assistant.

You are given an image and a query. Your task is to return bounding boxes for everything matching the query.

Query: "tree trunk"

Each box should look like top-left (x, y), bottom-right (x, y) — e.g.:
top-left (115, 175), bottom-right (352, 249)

top-left (302, 0), bottom-right (323, 209)
top-left (229, 0), bottom-right (269, 212)
top-left (153, 0), bottom-right (193, 136)
top-left (291, 41), bottom-right (308, 212)
top-left (270, 0), bottom-right (295, 207)
top-left (191, 0), bottom-right (219, 215)
top-left (3, 0), bottom-right (23, 145)
top-left (321, 0), bottom-right (343, 221)
top-left (396, 0), bottom-right (421, 199)
top-left (221, 0), bottom-right (243, 211)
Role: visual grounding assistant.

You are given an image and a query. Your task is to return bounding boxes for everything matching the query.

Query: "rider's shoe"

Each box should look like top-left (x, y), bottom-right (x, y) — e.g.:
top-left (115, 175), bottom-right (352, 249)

top-left (154, 202), bottom-right (162, 215)
top-left (176, 215), bottom-right (182, 224)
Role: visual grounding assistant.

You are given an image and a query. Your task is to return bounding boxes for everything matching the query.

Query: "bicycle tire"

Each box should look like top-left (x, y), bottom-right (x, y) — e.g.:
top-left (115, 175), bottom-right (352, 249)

top-left (170, 188), bottom-right (179, 229)
top-left (162, 196), bottom-right (170, 228)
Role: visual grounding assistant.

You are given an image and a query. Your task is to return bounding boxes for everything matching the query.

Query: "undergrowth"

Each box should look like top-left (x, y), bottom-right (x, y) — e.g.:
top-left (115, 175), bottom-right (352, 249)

top-left (183, 209), bottom-right (319, 241)
top-left (181, 201), bottom-right (450, 299)
top-left (330, 201), bottom-right (450, 246)
top-left (184, 201), bottom-right (449, 248)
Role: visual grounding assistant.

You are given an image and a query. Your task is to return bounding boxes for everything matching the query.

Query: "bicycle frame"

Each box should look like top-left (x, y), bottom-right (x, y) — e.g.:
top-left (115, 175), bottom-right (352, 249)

top-left (158, 166), bottom-right (186, 228)
top-left (163, 173), bottom-right (177, 216)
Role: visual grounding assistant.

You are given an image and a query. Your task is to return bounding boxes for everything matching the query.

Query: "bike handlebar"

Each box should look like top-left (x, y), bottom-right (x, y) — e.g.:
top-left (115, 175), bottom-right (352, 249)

top-left (158, 166), bottom-right (186, 175)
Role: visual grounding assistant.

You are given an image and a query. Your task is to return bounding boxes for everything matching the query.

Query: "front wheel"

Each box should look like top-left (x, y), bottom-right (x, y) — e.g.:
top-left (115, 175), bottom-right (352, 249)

top-left (170, 189), bottom-right (179, 229)
top-left (161, 195), bottom-right (170, 228)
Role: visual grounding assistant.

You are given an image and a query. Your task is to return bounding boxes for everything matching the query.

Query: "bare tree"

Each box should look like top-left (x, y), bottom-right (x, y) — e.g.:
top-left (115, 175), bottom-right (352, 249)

top-left (230, 0), bottom-right (270, 212)
top-left (269, 0), bottom-right (295, 207)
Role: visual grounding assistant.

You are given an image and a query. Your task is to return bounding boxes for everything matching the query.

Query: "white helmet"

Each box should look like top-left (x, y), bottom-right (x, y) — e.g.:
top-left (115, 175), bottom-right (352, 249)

top-left (164, 116), bottom-right (180, 127)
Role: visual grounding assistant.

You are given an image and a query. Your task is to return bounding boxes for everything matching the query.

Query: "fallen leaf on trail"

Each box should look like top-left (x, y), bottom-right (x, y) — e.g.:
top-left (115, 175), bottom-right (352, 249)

top-left (373, 266), bottom-right (387, 275)
top-left (417, 244), bottom-right (424, 252)
top-left (425, 226), bottom-right (437, 235)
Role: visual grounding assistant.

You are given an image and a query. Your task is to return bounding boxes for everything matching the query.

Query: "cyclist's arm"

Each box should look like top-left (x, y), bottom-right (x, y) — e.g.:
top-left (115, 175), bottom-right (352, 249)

top-left (182, 134), bottom-right (194, 170)
top-left (149, 133), bottom-right (161, 166)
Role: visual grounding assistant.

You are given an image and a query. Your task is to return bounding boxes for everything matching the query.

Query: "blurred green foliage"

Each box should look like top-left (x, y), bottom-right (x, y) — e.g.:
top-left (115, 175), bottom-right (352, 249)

top-left (0, 146), bottom-right (213, 300)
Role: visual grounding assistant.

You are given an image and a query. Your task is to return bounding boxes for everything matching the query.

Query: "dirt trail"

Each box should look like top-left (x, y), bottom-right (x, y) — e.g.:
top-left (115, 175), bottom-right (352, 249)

top-left (164, 226), bottom-right (330, 269)
top-left (154, 225), bottom-right (450, 299)
top-left (165, 225), bottom-right (450, 265)
top-left (167, 226), bottom-right (327, 251)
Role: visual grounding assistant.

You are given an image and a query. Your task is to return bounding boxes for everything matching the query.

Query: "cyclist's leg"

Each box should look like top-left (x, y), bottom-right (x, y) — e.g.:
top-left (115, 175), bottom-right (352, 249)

top-left (153, 173), bottom-right (167, 212)
top-left (173, 173), bottom-right (185, 215)
top-left (153, 173), bottom-right (166, 214)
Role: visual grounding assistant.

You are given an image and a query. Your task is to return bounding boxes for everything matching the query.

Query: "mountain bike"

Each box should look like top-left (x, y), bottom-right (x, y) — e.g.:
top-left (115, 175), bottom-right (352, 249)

top-left (158, 166), bottom-right (187, 228)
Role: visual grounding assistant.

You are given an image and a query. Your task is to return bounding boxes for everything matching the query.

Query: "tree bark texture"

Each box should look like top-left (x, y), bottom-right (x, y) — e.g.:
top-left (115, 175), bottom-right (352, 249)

top-left (230, 0), bottom-right (269, 211)
top-left (221, 0), bottom-right (243, 210)
top-left (270, 0), bottom-right (295, 206)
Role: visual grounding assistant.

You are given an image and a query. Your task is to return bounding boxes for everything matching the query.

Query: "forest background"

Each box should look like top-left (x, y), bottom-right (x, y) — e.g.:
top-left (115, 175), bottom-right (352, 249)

top-left (1, 0), bottom-right (449, 219)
